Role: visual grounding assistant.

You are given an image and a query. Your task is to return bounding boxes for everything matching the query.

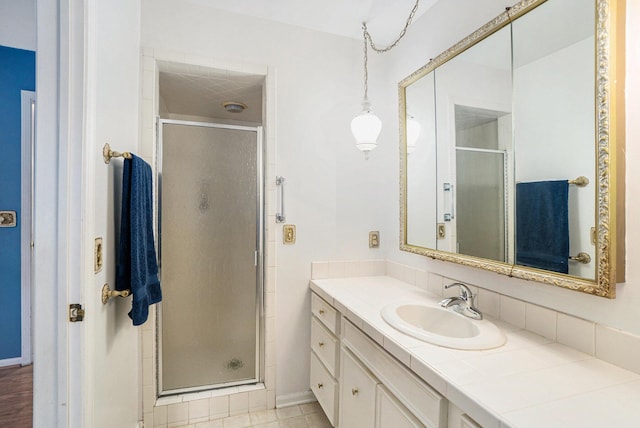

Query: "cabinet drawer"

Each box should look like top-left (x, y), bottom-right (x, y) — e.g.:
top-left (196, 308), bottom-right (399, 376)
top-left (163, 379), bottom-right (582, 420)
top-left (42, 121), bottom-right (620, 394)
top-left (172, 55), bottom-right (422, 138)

top-left (310, 352), bottom-right (337, 426)
top-left (311, 293), bottom-right (339, 334)
top-left (311, 316), bottom-right (338, 376)
top-left (343, 320), bottom-right (447, 428)
top-left (376, 384), bottom-right (424, 428)
top-left (340, 347), bottom-right (379, 428)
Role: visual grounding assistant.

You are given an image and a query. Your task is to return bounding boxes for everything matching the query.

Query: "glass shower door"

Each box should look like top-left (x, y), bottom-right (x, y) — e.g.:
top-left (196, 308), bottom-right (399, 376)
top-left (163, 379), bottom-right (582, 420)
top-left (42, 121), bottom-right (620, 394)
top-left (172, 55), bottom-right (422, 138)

top-left (158, 120), bottom-right (263, 394)
top-left (456, 148), bottom-right (507, 261)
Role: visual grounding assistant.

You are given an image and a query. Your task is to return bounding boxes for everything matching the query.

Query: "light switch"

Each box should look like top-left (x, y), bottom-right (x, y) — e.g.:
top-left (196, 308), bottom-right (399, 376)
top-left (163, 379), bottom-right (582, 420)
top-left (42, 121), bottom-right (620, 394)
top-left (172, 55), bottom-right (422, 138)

top-left (0, 211), bottom-right (17, 227)
top-left (95, 237), bottom-right (104, 273)
top-left (283, 224), bottom-right (296, 244)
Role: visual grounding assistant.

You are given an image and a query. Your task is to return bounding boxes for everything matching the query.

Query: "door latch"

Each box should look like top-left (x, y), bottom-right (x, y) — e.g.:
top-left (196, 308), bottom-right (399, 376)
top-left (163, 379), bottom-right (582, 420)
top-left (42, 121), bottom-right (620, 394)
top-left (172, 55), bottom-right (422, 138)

top-left (69, 304), bottom-right (85, 322)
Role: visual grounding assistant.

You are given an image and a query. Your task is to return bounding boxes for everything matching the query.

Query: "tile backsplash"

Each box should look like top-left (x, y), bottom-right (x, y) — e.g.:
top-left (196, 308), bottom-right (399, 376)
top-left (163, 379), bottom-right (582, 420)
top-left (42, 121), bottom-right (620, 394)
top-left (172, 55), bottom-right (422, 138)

top-left (310, 259), bottom-right (640, 377)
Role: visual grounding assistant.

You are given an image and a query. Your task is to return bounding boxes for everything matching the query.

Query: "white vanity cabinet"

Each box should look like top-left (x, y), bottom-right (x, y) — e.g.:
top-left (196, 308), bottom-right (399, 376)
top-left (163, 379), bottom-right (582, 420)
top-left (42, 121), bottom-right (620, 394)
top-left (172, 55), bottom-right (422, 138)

top-left (310, 293), bottom-right (340, 426)
top-left (342, 319), bottom-right (447, 427)
top-left (310, 291), bottom-right (448, 428)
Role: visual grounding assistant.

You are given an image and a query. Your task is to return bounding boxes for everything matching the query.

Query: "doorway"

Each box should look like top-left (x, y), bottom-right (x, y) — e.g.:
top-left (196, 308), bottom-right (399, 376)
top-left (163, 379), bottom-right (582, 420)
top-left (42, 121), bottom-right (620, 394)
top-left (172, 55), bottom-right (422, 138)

top-left (0, 44), bottom-right (35, 367)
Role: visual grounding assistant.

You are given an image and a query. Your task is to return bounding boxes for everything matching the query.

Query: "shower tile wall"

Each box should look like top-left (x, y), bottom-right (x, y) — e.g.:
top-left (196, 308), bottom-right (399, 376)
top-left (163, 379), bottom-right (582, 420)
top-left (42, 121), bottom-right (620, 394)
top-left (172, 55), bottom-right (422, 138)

top-left (140, 48), bottom-right (277, 428)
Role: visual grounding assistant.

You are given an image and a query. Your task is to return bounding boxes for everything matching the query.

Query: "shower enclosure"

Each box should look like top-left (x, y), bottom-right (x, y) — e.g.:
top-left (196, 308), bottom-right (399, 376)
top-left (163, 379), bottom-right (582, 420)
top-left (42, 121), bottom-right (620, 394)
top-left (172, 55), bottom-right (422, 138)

top-left (157, 119), bottom-right (264, 395)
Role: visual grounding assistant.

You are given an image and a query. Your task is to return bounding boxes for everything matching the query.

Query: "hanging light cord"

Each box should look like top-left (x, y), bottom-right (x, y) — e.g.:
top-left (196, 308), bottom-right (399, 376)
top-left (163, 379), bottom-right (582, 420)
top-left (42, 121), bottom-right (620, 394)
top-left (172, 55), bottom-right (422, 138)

top-left (361, 0), bottom-right (420, 101)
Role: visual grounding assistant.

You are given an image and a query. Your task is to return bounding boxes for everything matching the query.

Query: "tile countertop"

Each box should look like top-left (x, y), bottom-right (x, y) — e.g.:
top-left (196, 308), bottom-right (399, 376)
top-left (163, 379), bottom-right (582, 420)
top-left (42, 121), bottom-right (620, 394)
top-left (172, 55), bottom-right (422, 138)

top-left (310, 276), bottom-right (640, 428)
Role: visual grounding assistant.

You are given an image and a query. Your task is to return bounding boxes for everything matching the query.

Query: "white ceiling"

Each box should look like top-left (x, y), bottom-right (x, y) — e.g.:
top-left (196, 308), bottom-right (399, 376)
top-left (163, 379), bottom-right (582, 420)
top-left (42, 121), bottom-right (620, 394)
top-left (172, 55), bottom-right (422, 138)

top-left (182, 0), bottom-right (437, 44)
top-left (159, 63), bottom-right (264, 123)
top-left (160, 0), bottom-right (437, 121)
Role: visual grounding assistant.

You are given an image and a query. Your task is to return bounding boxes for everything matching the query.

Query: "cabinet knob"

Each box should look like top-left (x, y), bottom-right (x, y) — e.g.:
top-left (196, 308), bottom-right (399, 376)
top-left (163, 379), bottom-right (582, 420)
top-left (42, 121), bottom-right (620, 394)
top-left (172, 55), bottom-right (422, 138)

top-left (351, 388), bottom-right (359, 396)
top-left (319, 309), bottom-right (325, 315)
top-left (317, 383), bottom-right (324, 389)
top-left (318, 341), bottom-right (324, 348)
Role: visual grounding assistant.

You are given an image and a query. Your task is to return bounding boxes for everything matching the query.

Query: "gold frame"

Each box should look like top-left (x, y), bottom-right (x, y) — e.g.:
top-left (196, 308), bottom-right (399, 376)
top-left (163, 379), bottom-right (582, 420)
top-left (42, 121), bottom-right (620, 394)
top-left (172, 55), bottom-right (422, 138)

top-left (399, 0), bottom-right (625, 298)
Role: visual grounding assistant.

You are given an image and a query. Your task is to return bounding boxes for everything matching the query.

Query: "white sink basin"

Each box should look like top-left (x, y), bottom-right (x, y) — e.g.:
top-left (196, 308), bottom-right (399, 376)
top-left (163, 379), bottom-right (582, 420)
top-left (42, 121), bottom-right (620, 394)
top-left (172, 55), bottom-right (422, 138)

top-left (381, 301), bottom-right (506, 350)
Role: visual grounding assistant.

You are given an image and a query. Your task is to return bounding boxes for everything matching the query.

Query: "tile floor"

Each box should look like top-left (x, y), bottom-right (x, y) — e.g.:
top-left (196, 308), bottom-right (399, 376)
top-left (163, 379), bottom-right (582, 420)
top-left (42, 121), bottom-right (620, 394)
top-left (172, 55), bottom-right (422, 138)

top-left (175, 402), bottom-right (332, 428)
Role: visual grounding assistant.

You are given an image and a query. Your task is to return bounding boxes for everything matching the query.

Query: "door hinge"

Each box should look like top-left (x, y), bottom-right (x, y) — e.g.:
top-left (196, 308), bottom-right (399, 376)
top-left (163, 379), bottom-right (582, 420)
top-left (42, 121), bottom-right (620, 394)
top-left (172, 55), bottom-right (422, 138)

top-left (69, 303), bottom-right (85, 322)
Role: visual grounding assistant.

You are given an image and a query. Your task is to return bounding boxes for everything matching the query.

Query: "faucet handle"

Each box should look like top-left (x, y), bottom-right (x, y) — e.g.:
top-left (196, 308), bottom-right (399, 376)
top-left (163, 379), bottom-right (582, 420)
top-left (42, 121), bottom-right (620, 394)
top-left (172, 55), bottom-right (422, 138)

top-left (445, 282), bottom-right (473, 300)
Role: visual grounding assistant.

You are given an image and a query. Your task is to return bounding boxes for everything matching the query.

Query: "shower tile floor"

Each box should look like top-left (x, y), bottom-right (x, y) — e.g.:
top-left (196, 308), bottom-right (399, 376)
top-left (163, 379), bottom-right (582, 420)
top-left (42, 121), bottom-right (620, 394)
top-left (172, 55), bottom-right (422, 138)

top-left (175, 402), bottom-right (332, 428)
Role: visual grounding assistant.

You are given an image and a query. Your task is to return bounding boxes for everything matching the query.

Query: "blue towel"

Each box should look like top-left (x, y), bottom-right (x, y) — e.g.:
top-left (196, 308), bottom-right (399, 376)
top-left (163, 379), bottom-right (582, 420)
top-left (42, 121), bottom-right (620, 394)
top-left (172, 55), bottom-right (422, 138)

top-left (116, 154), bottom-right (162, 325)
top-left (515, 180), bottom-right (569, 274)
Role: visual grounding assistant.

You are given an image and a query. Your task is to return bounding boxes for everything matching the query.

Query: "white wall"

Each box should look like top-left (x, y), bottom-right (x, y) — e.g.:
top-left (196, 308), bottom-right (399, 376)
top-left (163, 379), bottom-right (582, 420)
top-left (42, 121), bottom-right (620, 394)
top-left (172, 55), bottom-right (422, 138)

top-left (83, 0), bottom-right (142, 426)
top-left (141, 0), bottom-right (388, 399)
top-left (385, 1), bottom-right (640, 336)
top-left (139, 0), bottom-right (640, 405)
top-left (0, 0), bottom-right (36, 50)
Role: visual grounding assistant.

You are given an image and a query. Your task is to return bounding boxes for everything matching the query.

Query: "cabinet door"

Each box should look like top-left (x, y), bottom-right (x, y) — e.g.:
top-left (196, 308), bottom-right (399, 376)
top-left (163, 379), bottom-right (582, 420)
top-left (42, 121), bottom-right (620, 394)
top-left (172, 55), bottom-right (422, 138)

top-left (376, 385), bottom-right (424, 428)
top-left (340, 348), bottom-right (379, 428)
top-left (448, 402), bottom-right (481, 428)
top-left (310, 352), bottom-right (337, 426)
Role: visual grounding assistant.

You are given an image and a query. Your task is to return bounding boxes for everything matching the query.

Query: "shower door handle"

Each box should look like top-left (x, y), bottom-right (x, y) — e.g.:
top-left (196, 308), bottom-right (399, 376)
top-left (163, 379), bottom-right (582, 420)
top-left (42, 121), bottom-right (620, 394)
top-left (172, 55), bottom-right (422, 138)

top-left (443, 183), bottom-right (455, 221)
top-left (276, 176), bottom-right (286, 223)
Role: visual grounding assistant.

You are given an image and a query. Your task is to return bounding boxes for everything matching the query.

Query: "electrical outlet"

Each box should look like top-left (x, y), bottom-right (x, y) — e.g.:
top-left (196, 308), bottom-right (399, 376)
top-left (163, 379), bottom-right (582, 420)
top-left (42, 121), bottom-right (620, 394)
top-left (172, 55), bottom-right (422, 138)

top-left (283, 224), bottom-right (296, 244)
top-left (369, 231), bottom-right (380, 248)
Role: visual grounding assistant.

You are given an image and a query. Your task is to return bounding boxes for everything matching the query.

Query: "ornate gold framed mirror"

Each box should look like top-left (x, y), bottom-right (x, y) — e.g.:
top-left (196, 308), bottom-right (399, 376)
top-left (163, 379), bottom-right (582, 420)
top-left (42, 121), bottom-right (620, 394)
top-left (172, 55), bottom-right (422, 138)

top-left (399, 0), bottom-right (625, 298)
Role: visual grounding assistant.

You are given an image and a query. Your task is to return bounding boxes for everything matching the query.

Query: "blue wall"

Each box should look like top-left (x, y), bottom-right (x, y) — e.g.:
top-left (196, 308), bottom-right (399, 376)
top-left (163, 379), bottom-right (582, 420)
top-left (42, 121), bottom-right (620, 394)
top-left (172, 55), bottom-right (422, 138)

top-left (0, 45), bottom-right (35, 360)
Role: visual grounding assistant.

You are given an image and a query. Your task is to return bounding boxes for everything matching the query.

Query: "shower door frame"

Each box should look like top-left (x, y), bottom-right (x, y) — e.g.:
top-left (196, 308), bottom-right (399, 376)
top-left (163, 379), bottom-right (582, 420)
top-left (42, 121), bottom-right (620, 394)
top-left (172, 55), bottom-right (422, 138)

top-left (454, 146), bottom-right (509, 262)
top-left (156, 118), bottom-right (265, 396)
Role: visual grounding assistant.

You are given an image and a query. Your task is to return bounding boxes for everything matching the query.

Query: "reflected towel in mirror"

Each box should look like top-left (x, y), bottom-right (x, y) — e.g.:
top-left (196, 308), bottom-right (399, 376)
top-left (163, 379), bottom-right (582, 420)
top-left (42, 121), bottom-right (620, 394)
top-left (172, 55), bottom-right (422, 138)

top-left (515, 180), bottom-right (569, 274)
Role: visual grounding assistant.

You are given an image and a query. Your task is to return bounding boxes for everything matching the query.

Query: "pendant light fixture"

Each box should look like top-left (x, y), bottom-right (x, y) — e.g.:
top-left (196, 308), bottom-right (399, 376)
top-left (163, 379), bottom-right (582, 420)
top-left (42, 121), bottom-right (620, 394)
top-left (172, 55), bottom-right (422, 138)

top-left (351, 0), bottom-right (421, 159)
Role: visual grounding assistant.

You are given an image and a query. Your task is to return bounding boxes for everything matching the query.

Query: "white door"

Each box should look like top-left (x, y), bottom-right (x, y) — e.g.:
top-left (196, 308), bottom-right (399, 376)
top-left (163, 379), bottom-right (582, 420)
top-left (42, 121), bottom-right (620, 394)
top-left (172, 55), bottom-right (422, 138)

top-left (20, 90), bottom-right (35, 367)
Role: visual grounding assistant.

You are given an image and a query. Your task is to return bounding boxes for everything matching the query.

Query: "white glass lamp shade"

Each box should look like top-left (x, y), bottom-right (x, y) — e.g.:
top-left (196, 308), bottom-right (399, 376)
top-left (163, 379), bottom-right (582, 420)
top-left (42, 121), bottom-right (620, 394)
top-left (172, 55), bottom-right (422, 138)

top-left (351, 106), bottom-right (382, 155)
top-left (406, 116), bottom-right (421, 154)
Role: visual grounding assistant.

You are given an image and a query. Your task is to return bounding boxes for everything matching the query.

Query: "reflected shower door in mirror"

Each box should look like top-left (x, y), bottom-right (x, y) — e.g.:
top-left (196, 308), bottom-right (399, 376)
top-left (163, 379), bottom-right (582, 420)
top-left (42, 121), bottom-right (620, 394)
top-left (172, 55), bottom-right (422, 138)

top-left (400, 0), bottom-right (624, 297)
top-left (435, 26), bottom-right (512, 258)
top-left (404, 25), bottom-right (512, 259)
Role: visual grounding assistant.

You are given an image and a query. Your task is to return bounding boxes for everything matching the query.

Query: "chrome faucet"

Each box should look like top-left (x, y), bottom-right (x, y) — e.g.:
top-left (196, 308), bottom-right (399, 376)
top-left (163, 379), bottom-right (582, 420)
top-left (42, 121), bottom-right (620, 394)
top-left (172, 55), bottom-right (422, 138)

top-left (439, 282), bottom-right (483, 320)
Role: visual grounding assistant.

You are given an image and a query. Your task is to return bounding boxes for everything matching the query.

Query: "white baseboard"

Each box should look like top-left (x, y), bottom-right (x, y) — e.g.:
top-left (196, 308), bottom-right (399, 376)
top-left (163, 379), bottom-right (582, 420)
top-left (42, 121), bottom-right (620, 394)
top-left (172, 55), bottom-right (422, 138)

top-left (0, 357), bottom-right (24, 368)
top-left (275, 390), bottom-right (316, 408)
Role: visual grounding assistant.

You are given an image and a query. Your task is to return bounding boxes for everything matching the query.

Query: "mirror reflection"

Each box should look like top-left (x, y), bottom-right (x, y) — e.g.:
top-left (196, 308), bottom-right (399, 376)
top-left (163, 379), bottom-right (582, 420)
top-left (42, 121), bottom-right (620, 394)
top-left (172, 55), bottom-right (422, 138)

top-left (401, 0), bottom-right (615, 293)
top-left (512, 0), bottom-right (595, 278)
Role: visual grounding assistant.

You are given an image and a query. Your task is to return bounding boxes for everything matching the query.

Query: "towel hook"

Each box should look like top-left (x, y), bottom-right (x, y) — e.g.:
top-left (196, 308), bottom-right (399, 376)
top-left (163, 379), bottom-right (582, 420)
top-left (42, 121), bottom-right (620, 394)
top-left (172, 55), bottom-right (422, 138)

top-left (101, 283), bottom-right (131, 304)
top-left (103, 143), bottom-right (133, 164)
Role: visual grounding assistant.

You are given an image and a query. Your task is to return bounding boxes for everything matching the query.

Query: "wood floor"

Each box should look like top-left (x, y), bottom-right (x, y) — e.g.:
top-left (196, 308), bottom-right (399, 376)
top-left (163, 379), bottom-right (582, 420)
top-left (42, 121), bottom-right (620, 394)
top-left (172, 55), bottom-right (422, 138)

top-left (0, 364), bottom-right (32, 427)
